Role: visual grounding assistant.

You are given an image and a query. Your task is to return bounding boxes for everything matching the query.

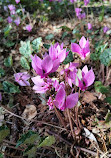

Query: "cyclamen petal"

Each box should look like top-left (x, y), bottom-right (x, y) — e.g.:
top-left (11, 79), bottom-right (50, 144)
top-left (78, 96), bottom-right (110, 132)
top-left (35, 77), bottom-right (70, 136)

top-left (66, 93), bottom-right (78, 109)
top-left (15, 0), bottom-right (20, 4)
top-left (71, 36), bottom-right (90, 60)
top-left (41, 56), bottom-right (53, 74)
top-left (14, 72), bottom-right (30, 86)
top-left (83, 69), bottom-right (95, 87)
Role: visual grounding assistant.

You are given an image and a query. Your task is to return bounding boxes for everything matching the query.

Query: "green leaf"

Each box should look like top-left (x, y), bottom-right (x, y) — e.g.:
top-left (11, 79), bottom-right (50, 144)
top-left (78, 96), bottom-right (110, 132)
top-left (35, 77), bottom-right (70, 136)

top-left (23, 145), bottom-right (37, 158)
top-left (0, 17), bottom-right (3, 22)
top-left (63, 51), bottom-right (73, 64)
top-left (94, 81), bottom-right (111, 94)
top-left (32, 37), bottom-right (42, 53)
top-left (20, 56), bottom-right (30, 70)
top-left (45, 34), bottom-right (54, 40)
top-left (4, 40), bottom-right (15, 48)
top-left (105, 97), bottom-right (111, 105)
top-left (99, 48), bottom-right (111, 66)
top-left (19, 41), bottom-right (32, 59)
top-left (0, 126), bottom-right (10, 143)
top-left (59, 26), bottom-right (71, 32)
top-left (4, 56), bottom-right (13, 67)
top-left (72, 29), bottom-right (79, 34)
top-left (38, 136), bottom-right (55, 148)
top-left (62, 32), bottom-right (68, 40)
top-left (0, 153), bottom-right (3, 158)
top-left (16, 131), bottom-right (40, 147)
top-left (4, 25), bottom-right (12, 37)
top-left (0, 68), bottom-right (5, 78)
top-left (43, 44), bottom-right (50, 49)
top-left (3, 81), bottom-right (20, 94)
top-left (99, 5), bottom-right (104, 22)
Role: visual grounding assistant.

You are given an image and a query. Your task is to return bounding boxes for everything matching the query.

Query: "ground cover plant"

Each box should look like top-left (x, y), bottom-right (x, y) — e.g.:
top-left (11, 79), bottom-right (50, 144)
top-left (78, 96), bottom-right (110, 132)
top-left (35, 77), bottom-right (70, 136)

top-left (0, 0), bottom-right (111, 157)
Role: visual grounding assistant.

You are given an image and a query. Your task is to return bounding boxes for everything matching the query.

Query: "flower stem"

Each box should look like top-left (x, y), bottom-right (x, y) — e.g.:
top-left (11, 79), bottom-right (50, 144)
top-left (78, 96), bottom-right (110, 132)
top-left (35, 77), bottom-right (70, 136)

top-left (67, 109), bottom-right (75, 139)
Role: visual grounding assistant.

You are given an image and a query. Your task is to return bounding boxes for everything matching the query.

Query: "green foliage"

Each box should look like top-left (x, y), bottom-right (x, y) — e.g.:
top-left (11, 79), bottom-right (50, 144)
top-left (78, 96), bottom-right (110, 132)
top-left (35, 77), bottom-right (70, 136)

top-left (20, 56), bottom-right (30, 70)
top-left (0, 153), bottom-right (3, 158)
top-left (19, 41), bottom-right (32, 59)
top-left (99, 5), bottom-right (104, 22)
top-left (94, 81), bottom-right (111, 94)
top-left (4, 40), bottom-right (15, 48)
top-left (4, 25), bottom-right (12, 37)
top-left (32, 37), bottom-right (42, 53)
top-left (0, 126), bottom-right (10, 143)
top-left (17, 131), bottom-right (55, 158)
top-left (63, 51), bottom-right (73, 64)
top-left (45, 34), bottom-right (54, 40)
top-left (23, 145), bottom-right (37, 158)
top-left (99, 48), bottom-right (111, 66)
top-left (91, 43), bottom-right (108, 61)
top-left (43, 44), bottom-right (51, 49)
top-left (105, 97), bottom-right (111, 105)
top-left (16, 131), bottom-right (40, 147)
top-left (59, 26), bottom-right (71, 32)
top-left (38, 136), bottom-right (55, 148)
top-left (2, 81), bottom-right (20, 94)
top-left (4, 56), bottom-right (13, 67)
top-left (62, 32), bottom-right (68, 40)
top-left (0, 68), bottom-right (5, 78)
top-left (72, 29), bottom-right (79, 34)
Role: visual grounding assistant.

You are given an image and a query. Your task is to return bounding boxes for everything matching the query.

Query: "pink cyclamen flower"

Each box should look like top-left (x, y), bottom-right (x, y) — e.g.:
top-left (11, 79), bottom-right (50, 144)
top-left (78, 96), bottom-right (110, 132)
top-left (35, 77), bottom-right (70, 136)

top-left (7, 16), bottom-right (13, 23)
top-left (15, 0), bottom-right (20, 4)
top-left (71, 36), bottom-right (90, 60)
top-left (47, 97), bottom-right (53, 110)
top-left (26, 24), bottom-right (32, 32)
top-left (0, 93), bottom-right (2, 101)
top-left (32, 76), bottom-right (53, 93)
top-left (60, 62), bottom-right (78, 87)
top-left (8, 5), bottom-right (15, 11)
top-left (31, 55), bottom-right (60, 78)
top-left (103, 26), bottom-right (109, 33)
top-left (88, 23), bottom-right (92, 30)
top-left (14, 72), bottom-right (30, 86)
top-left (75, 8), bottom-right (82, 17)
top-left (84, 0), bottom-right (90, 6)
top-left (70, 0), bottom-right (77, 3)
top-left (10, 10), bottom-right (16, 15)
top-left (49, 43), bottom-right (69, 62)
top-left (14, 17), bottom-right (20, 26)
top-left (76, 65), bottom-right (95, 91)
top-left (53, 86), bottom-right (78, 111)
top-left (53, 80), bottom-right (65, 91)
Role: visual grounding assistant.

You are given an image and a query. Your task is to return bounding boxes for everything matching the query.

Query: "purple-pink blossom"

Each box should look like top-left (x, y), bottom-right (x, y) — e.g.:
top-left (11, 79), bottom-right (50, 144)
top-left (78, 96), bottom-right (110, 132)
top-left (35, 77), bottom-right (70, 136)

top-left (76, 65), bottom-right (95, 91)
top-left (71, 36), bottom-right (90, 60)
top-left (60, 62), bottom-right (78, 87)
top-left (103, 26), bottom-right (109, 33)
top-left (49, 43), bottom-right (69, 62)
top-left (8, 5), bottom-right (15, 11)
top-left (14, 72), bottom-right (30, 86)
top-left (75, 8), bottom-right (86, 20)
top-left (15, 0), bottom-right (20, 4)
top-left (53, 86), bottom-right (78, 111)
top-left (88, 23), bottom-right (92, 30)
top-left (14, 17), bottom-right (20, 26)
top-left (47, 97), bottom-right (53, 110)
top-left (70, 0), bottom-right (77, 3)
top-left (31, 55), bottom-right (60, 78)
top-left (26, 24), bottom-right (32, 32)
top-left (7, 16), bottom-right (13, 23)
top-left (32, 76), bottom-right (53, 93)
top-left (84, 0), bottom-right (90, 6)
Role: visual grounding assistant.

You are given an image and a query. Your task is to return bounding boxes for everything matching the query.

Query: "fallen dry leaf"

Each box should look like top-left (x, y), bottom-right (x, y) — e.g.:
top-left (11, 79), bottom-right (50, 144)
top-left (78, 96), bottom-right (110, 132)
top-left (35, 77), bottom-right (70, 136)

top-left (22, 104), bottom-right (37, 120)
top-left (82, 91), bottom-right (97, 103)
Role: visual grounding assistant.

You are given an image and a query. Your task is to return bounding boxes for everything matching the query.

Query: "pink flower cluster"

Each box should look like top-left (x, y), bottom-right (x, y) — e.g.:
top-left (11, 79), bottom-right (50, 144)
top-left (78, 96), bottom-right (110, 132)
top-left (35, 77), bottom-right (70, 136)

top-left (14, 40), bottom-right (95, 111)
top-left (75, 8), bottom-right (86, 20)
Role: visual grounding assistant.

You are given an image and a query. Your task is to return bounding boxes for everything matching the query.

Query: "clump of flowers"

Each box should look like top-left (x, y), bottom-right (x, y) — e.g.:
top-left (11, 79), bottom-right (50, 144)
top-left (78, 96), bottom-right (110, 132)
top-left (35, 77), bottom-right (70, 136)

top-left (14, 40), bottom-right (95, 137)
top-left (103, 26), bottom-right (109, 33)
top-left (75, 8), bottom-right (86, 20)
